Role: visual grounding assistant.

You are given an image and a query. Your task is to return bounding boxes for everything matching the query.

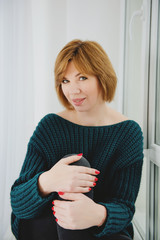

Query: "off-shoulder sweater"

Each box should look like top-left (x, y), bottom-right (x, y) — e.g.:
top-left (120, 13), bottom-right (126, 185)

top-left (10, 113), bottom-right (144, 239)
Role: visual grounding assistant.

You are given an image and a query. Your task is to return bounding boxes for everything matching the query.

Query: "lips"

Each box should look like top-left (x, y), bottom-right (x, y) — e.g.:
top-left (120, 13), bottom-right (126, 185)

top-left (72, 98), bottom-right (86, 103)
top-left (72, 98), bottom-right (86, 106)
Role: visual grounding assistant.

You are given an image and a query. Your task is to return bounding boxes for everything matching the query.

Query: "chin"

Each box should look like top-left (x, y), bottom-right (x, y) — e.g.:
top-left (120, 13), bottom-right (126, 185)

top-left (75, 107), bottom-right (92, 113)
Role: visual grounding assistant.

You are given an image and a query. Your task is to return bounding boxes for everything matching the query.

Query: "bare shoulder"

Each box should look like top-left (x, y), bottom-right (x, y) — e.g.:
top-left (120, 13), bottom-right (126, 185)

top-left (56, 110), bottom-right (66, 117)
top-left (117, 114), bottom-right (129, 122)
top-left (56, 110), bottom-right (70, 120)
top-left (115, 111), bottom-right (129, 121)
top-left (56, 110), bottom-right (78, 124)
top-left (108, 107), bottom-right (129, 123)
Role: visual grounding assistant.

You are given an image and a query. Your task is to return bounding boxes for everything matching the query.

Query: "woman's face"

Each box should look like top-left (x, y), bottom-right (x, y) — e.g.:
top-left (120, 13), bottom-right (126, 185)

top-left (61, 61), bottom-right (104, 112)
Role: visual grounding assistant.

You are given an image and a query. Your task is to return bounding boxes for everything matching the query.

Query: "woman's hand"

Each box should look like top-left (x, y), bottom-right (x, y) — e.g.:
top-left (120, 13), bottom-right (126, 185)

top-left (52, 192), bottom-right (107, 229)
top-left (38, 154), bottom-right (100, 196)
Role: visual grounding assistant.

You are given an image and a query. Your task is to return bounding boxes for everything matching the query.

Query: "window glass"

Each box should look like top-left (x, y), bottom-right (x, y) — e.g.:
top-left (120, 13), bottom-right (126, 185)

top-left (124, 0), bottom-right (145, 128)
top-left (124, 0), bottom-right (147, 237)
top-left (133, 157), bottom-right (146, 238)
top-left (154, 5), bottom-right (160, 240)
top-left (155, 4), bottom-right (160, 146)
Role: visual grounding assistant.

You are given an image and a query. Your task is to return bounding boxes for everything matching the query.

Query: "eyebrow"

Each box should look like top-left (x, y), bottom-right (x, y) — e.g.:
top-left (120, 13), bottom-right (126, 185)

top-left (63, 73), bottom-right (81, 79)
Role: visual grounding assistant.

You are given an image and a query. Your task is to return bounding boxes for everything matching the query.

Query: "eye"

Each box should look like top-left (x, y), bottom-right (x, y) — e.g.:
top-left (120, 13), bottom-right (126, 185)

top-left (61, 76), bottom-right (87, 84)
top-left (79, 76), bottom-right (87, 80)
top-left (61, 79), bottom-right (69, 84)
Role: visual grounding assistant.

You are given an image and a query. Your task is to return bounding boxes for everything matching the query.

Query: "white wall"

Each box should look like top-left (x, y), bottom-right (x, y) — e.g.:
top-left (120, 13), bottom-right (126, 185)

top-left (66, 0), bottom-right (125, 111)
top-left (30, 0), bottom-right (68, 125)
top-left (67, 0), bottom-right (121, 74)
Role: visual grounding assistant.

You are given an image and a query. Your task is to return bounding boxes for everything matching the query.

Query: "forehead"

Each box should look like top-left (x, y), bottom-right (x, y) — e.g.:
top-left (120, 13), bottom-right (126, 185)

top-left (63, 61), bottom-right (94, 79)
top-left (64, 61), bottom-right (79, 76)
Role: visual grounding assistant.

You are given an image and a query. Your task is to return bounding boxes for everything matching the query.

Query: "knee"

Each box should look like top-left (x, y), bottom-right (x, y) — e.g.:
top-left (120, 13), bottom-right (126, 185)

top-left (62, 153), bottom-right (91, 168)
top-left (58, 154), bottom-right (93, 200)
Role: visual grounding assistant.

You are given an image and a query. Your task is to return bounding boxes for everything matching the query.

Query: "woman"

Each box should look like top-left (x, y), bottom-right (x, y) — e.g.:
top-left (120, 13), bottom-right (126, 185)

top-left (10, 39), bottom-right (144, 240)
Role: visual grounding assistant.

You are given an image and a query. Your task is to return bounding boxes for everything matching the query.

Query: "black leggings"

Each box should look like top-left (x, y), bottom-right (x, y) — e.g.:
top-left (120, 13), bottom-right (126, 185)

top-left (19, 154), bottom-right (132, 240)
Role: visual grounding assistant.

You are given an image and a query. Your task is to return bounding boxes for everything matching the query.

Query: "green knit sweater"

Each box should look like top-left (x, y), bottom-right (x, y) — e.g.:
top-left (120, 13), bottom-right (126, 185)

top-left (10, 113), bottom-right (144, 239)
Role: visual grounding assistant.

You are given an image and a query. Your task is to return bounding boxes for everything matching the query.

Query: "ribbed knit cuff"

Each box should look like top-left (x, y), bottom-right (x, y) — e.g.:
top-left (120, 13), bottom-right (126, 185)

top-left (11, 172), bottom-right (55, 219)
top-left (92, 201), bottom-right (132, 238)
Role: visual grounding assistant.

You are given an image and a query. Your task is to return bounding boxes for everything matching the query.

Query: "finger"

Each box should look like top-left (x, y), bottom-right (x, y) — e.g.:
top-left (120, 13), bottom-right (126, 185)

top-left (79, 179), bottom-right (97, 188)
top-left (78, 173), bottom-right (98, 183)
top-left (77, 166), bottom-right (100, 176)
top-left (54, 200), bottom-right (70, 209)
top-left (73, 176), bottom-right (97, 188)
top-left (61, 154), bottom-right (82, 165)
top-left (53, 209), bottom-right (65, 219)
top-left (56, 219), bottom-right (69, 230)
top-left (74, 186), bottom-right (92, 193)
top-left (58, 192), bottom-right (82, 201)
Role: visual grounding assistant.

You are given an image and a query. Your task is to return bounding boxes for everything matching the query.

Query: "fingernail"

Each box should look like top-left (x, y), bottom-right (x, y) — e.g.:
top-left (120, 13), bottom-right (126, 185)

top-left (58, 191), bottom-right (64, 195)
top-left (89, 187), bottom-right (92, 191)
top-left (52, 201), bottom-right (54, 205)
top-left (93, 182), bottom-right (96, 186)
top-left (95, 170), bottom-right (100, 174)
top-left (53, 211), bottom-right (55, 214)
top-left (95, 177), bottom-right (98, 181)
top-left (52, 206), bottom-right (54, 210)
top-left (77, 153), bottom-right (83, 156)
top-left (55, 218), bottom-right (58, 222)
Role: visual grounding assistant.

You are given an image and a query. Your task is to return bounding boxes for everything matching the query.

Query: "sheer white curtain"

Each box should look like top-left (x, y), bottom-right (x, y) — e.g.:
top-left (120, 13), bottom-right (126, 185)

top-left (0, 1), bottom-right (35, 239)
top-left (0, 0), bottom-right (65, 239)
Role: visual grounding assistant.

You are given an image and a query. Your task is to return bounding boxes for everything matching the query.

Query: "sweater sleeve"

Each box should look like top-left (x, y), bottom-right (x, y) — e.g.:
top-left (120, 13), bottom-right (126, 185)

top-left (10, 143), bottom-right (56, 219)
top-left (92, 122), bottom-right (144, 238)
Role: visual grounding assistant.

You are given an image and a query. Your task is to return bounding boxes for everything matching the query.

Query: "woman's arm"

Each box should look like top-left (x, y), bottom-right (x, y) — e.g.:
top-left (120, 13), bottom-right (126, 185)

top-left (38, 171), bottom-right (52, 197)
top-left (91, 123), bottom-right (144, 238)
top-left (91, 159), bottom-right (143, 238)
top-left (95, 203), bottom-right (107, 227)
top-left (10, 143), bottom-right (56, 219)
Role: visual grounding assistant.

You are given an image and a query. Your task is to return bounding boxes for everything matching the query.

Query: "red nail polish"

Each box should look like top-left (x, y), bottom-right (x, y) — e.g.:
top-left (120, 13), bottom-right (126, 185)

top-left (89, 187), bottom-right (92, 191)
top-left (52, 206), bottom-right (54, 210)
top-left (95, 177), bottom-right (98, 181)
top-left (58, 191), bottom-right (64, 195)
top-left (93, 182), bottom-right (96, 186)
top-left (53, 211), bottom-right (55, 214)
top-left (52, 201), bottom-right (54, 205)
top-left (77, 153), bottom-right (83, 156)
top-left (55, 218), bottom-right (58, 222)
top-left (95, 170), bottom-right (100, 174)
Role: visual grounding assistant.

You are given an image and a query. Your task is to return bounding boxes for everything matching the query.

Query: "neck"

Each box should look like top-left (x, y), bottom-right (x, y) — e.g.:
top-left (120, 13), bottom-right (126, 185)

top-left (72, 103), bottom-right (111, 126)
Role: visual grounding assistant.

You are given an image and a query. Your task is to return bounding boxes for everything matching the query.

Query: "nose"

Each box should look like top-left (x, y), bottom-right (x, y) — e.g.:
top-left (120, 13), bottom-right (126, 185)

top-left (69, 83), bottom-right (81, 94)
